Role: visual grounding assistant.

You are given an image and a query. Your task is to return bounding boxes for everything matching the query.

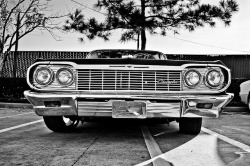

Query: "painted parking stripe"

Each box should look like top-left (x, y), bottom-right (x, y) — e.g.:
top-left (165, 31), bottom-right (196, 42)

top-left (0, 112), bottom-right (33, 119)
top-left (202, 127), bottom-right (250, 153)
top-left (140, 126), bottom-right (171, 166)
top-left (0, 119), bottom-right (43, 134)
top-left (137, 126), bottom-right (225, 166)
top-left (137, 123), bottom-right (250, 166)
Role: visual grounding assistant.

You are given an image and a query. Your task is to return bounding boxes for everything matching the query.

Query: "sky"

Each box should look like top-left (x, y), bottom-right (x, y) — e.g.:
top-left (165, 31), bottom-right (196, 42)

top-left (18, 0), bottom-right (250, 55)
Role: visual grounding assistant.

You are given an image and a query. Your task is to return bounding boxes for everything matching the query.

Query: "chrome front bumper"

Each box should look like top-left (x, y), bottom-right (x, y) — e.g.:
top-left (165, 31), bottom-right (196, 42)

top-left (24, 90), bottom-right (234, 118)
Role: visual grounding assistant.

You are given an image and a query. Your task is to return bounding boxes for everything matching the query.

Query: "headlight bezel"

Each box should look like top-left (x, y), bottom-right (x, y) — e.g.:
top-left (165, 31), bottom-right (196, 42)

top-left (205, 69), bottom-right (224, 88)
top-left (56, 67), bottom-right (75, 87)
top-left (34, 67), bottom-right (54, 86)
top-left (184, 69), bottom-right (202, 88)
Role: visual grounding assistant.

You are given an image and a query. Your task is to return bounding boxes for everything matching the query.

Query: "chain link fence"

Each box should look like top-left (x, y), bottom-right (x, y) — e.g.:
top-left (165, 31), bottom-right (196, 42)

top-left (2, 51), bottom-right (88, 78)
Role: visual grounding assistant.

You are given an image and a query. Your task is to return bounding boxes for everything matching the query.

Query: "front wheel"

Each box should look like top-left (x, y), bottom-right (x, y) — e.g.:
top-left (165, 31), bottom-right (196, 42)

top-left (43, 116), bottom-right (79, 132)
top-left (247, 96), bottom-right (250, 112)
top-left (179, 118), bottom-right (202, 135)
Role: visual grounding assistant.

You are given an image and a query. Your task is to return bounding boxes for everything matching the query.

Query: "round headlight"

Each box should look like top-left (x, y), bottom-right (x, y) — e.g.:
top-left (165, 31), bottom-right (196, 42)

top-left (34, 67), bottom-right (53, 86)
top-left (56, 68), bottom-right (74, 86)
top-left (184, 69), bottom-right (201, 87)
top-left (205, 69), bottom-right (223, 87)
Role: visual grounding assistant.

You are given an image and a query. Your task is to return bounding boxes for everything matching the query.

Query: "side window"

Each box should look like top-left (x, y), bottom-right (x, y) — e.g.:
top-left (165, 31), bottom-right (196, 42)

top-left (162, 54), bottom-right (167, 59)
top-left (88, 52), bottom-right (98, 59)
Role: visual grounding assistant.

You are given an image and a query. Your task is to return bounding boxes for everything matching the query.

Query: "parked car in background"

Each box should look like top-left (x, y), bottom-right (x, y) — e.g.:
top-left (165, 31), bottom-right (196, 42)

top-left (24, 49), bottom-right (233, 134)
top-left (240, 80), bottom-right (250, 110)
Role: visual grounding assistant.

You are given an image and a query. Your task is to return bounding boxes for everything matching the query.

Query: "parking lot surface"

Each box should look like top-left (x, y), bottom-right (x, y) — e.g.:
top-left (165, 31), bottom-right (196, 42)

top-left (0, 108), bottom-right (249, 166)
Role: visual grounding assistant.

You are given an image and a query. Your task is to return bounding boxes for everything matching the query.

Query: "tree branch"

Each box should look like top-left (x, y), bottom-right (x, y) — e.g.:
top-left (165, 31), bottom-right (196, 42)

top-left (2, 0), bottom-right (25, 52)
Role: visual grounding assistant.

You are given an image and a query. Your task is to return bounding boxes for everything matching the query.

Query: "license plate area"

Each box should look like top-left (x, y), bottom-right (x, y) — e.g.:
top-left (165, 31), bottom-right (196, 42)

top-left (112, 101), bottom-right (146, 118)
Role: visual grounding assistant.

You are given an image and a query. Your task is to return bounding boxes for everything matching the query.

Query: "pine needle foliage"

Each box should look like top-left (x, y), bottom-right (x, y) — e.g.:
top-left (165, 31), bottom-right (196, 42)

top-left (64, 0), bottom-right (238, 50)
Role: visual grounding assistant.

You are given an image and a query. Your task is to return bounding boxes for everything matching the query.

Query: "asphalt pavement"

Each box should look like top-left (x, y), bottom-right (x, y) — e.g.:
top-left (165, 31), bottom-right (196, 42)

top-left (0, 107), bottom-right (249, 166)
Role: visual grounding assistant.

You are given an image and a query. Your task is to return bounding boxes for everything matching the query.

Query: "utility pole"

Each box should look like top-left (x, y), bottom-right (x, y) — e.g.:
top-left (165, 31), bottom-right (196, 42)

top-left (13, 13), bottom-right (20, 78)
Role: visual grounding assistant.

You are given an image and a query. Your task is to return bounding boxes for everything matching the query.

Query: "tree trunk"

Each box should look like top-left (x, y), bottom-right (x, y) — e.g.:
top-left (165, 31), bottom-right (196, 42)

top-left (0, 53), bottom-right (5, 77)
top-left (140, 0), bottom-right (146, 50)
top-left (141, 29), bottom-right (146, 50)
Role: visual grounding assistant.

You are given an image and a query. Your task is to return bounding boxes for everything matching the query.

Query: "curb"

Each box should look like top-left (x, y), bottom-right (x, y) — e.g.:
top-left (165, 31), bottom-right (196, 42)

top-left (224, 106), bottom-right (248, 112)
top-left (0, 102), bottom-right (248, 112)
top-left (0, 102), bottom-right (33, 109)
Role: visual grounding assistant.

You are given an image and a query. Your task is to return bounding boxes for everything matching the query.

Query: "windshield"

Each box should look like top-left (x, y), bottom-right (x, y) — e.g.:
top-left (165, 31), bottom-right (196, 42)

top-left (87, 50), bottom-right (166, 59)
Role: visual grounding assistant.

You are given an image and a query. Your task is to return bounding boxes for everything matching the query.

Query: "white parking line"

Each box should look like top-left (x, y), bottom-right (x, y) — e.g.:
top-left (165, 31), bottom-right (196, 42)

top-left (140, 126), bottom-right (171, 166)
top-left (0, 112), bottom-right (33, 119)
top-left (0, 119), bottom-right (43, 134)
top-left (202, 127), bottom-right (250, 153)
top-left (137, 123), bottom-right (250, 166)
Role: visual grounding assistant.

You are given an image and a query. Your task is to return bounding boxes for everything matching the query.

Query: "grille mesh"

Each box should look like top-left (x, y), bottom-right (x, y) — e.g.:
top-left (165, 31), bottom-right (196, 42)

top-left (77, 69), bottom-right (182, 91)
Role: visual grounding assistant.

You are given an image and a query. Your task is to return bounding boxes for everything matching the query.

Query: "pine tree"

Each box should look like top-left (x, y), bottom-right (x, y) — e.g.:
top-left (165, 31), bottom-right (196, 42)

top-left (64, 0), bottom-right (239, 50)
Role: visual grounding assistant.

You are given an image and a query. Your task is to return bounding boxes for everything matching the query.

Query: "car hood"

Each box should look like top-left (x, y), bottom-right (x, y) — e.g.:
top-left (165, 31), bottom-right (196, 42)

top-left (36, 58), bottom-right (225, 66)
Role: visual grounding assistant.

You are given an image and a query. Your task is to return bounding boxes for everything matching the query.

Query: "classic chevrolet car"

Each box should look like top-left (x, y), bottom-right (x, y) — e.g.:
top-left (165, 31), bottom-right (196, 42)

top-left (24, 49), bottom-right (233, 134)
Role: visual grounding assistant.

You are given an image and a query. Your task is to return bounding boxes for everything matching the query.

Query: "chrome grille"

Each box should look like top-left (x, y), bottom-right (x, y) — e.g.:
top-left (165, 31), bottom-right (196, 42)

top-left (77, 69), bottom-right (182, 91)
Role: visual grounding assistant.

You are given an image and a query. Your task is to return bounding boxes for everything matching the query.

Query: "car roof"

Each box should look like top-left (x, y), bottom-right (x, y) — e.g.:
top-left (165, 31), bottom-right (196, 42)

top-left (89, 49), bottom-right (164, 54)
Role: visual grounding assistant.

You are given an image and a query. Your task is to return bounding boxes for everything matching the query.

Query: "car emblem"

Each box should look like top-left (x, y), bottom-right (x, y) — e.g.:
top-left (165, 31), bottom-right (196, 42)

top-left (157, 79), bottom-right (180, 85)
top-left (127, 65), bottom-right (132, 68)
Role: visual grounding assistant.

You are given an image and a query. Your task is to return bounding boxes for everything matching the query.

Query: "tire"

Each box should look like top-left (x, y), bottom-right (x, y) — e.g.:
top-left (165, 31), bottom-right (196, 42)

top-left (179, 118), bottom-right (202, 135)
top-left (248, 96), bottom-right (250, 112)
top-left (43, 116), bottom-right (79, 132)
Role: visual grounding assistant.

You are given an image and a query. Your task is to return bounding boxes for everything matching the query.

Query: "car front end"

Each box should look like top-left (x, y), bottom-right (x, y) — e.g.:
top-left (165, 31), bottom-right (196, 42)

top-left (24, 50), bottom-right (233, 134)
